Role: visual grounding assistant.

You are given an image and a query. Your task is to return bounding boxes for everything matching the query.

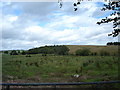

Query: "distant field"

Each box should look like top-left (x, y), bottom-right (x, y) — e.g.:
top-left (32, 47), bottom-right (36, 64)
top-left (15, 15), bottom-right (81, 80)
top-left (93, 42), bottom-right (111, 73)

top-left (66, 45), bottom-right (119, 55)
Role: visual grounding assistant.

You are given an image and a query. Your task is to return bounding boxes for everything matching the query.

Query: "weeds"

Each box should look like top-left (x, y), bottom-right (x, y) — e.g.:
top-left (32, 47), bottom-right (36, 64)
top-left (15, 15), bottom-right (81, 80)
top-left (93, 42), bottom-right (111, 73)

top-left (2, 54), bottom-right (118, 82)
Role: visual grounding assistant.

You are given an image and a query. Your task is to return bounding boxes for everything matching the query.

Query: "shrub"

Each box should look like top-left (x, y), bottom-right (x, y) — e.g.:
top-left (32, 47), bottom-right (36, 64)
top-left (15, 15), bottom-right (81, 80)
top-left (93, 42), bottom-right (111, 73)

top-left (94, 52), bottom-right (97, 56)
top-left (75, 48), bottom-right (91, 56)
top-left (100, 50), bottom-right (110, 56)
top-left (10, 50), bottom-right (18, 55)
top-left (91, 52), bottom-right (97, 56)
top-left (21, 51), bottom-right (26, 55)
top-left (95, 61), bottom-right (101, 68)
top-left (42, 54), bottom-right (47, 56)
top-left (4, 51), bottom-right (8, 54)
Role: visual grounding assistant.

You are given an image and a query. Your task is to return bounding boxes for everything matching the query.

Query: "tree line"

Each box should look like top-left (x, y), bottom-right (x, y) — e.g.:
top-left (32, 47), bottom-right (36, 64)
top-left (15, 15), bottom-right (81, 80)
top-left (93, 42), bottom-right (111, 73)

top-left (107, 42), bottom-right (120, 45)
top-left (3, 50), bottom-right (26, 55)
top-left (27, 45), bottom-right (69, 55)
top-left (3, 45), bottom-right (69, 55)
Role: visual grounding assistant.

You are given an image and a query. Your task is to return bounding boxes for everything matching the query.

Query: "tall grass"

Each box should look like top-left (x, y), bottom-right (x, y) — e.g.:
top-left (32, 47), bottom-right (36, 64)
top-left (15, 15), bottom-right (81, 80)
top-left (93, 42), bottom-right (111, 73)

top-left (2, 54), bottom-right (118, 83)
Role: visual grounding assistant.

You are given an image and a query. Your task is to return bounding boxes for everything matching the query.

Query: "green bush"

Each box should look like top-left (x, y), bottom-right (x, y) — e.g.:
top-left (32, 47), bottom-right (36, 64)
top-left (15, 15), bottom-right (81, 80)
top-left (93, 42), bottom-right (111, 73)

top-left (100, 50), bottom-right (110, 56)
top-left (10, 50), bottom-right (18, 55)
top-left (21, 51), bottom-right (26, 55)
top-left (4, 51), bottom-right (8, 54)
top-left (91, 52), bottom-right (97, 56)
top-left (75, 48), bottom-right (91, 56)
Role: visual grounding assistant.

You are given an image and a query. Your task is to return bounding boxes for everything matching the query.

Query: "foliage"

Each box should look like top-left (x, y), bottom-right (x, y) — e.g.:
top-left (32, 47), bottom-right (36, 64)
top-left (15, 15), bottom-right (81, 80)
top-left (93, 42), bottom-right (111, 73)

top-left (97, 1), bottom-right (120, 37)
top-left (21, 51), bottom-right (26, 55)
top-left (107, 42), bottom-right (120, 45)
top-left (58, 0), bottom-right (120, 37)
top-left (26, 45), bottom-right (69, 55)
top-left (10, 50), bottom-right (18, 55)
top-left (75, 48), bottom-right (91, 56)
top-left (91, 52), bottom-right (97, 56)
top-left (4, 51), bottom-right (8, 54)
top-left (100, 50), bottom-right (110, 56)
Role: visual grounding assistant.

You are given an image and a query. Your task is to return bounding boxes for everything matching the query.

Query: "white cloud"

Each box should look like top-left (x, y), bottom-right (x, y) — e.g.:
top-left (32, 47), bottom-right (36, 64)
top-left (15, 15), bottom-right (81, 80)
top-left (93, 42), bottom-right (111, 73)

top-left (8, 16), bottom-right (18, 22)
top-left (1, 2), bottom-right (118, 50)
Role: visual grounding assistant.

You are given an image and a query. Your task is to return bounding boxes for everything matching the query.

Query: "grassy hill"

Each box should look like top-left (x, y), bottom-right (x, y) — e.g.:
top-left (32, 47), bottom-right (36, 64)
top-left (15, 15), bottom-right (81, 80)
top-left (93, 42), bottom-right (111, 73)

top-left (66, 45), bottom-right (119, 55)
top-left (1, 45), bottom-right (119, 56)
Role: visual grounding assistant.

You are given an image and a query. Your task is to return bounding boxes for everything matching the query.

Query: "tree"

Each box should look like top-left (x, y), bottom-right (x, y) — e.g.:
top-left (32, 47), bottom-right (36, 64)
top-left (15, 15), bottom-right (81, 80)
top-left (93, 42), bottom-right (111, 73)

top-left (21, 51), bottom-right (26, 55)
top-left (58, 0), bottom-right (120, 37)
top-left (55, 45), bottom-right (69, 55)
top-left (107, 42), bottom-right (120, 45)
top-left (4, 51), bottom-right (8, 54)
top-left (17, 50), bottom-right (21, 54)
top-left (97, 1), bottom-right (120, 37)
top-left (10, 50), bottom-right (18, 55)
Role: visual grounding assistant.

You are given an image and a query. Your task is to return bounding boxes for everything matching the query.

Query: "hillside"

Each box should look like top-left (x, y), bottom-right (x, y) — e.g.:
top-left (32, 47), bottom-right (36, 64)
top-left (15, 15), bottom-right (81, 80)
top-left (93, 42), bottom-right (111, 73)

top-left (66, 45), bottom-right (119, 55)
top-left (2, 45), bottom-right (119, 56)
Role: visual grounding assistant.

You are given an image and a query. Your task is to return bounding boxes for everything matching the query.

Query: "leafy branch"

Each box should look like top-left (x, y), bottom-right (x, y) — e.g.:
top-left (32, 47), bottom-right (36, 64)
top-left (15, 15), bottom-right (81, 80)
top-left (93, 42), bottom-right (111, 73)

top-left (58, 0), bottom-right (120, 37)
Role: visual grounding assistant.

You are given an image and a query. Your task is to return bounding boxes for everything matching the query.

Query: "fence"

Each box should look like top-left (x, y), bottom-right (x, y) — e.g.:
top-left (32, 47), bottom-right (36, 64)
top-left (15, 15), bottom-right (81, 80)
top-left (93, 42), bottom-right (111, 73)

top-left (1, 81), bottom-right (120, 90)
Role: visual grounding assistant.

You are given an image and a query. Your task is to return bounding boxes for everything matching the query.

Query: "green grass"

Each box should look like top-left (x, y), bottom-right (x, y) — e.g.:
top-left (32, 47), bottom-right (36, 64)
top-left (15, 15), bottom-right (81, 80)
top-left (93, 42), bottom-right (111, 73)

top-left (2, 54), bottom-right (119, 83)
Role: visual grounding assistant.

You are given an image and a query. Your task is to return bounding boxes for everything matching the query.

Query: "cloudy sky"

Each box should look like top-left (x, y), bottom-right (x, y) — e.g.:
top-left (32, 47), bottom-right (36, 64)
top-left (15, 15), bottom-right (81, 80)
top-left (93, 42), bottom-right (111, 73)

top-left (1, 0), bottom-right (118, 50)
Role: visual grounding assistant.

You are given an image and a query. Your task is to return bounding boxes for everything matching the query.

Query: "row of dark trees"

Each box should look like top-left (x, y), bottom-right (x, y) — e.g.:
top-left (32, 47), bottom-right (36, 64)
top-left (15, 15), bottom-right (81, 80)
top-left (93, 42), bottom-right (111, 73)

top-left (107, 42), bottom-right (120, 45)
top-left (4, 50), bottom-right (26, 55)
top-left (3, 45), bottom-right (69, 55)
top-left (26, 45), bottom-right (69, 55)
top-left (4, 45), bottom-right (69, 55)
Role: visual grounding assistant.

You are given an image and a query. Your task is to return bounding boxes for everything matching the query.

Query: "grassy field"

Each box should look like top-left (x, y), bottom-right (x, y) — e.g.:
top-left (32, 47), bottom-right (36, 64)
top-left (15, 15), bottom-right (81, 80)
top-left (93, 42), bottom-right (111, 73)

top-left (66, 45), bottom-right (119, 55)
top-left (2, 54), bottom-right (118, 83)
top-left (2, 45), bottom-right (119, 88)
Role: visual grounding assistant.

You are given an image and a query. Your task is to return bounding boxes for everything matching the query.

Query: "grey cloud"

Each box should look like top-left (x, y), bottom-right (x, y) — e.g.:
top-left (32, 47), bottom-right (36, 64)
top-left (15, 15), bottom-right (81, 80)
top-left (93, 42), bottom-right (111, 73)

top-left (1, 1), bottom-right (118, 50)
top-left (2, 2), bottom-right (60, 22)
top-left (18, 2), bottom-right (60, 21)
top-left (21, 2), bottom-right (57, 15)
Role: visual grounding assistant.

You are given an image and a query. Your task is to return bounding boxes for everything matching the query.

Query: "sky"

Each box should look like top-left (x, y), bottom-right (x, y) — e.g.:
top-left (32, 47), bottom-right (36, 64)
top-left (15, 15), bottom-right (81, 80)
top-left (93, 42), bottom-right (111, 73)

top-left (1, 0), bottom-right (119, 50)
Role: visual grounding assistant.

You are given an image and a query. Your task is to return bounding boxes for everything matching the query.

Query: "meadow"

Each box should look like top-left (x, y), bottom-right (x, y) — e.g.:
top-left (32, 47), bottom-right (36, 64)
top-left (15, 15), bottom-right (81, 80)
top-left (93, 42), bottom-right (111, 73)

top-left (2, 54), bottom-right (118, 83)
